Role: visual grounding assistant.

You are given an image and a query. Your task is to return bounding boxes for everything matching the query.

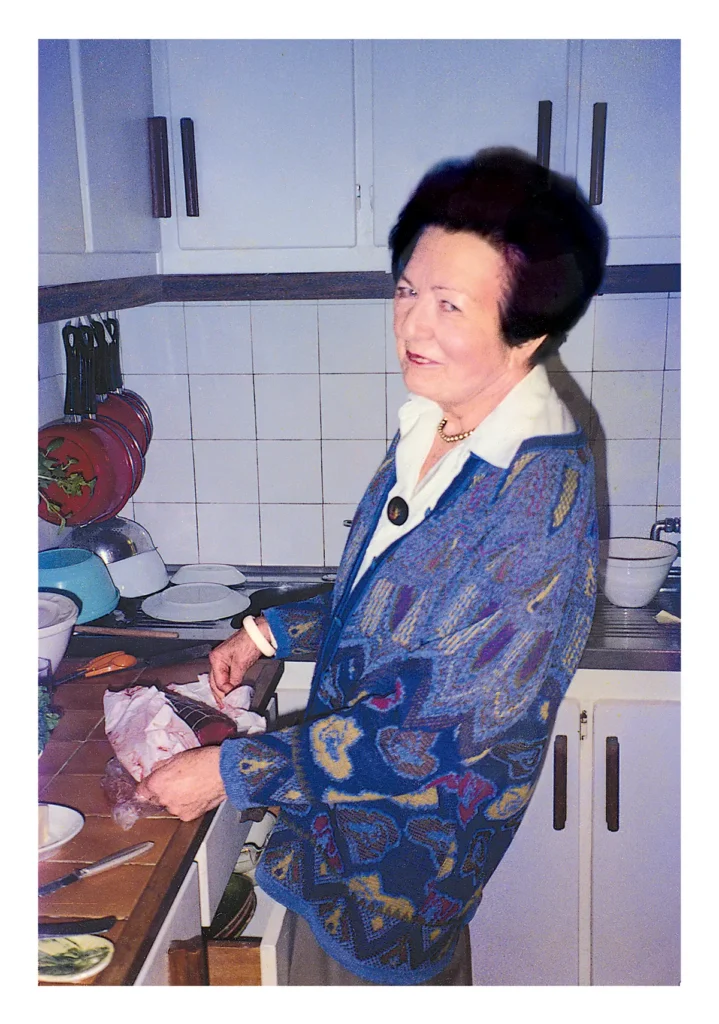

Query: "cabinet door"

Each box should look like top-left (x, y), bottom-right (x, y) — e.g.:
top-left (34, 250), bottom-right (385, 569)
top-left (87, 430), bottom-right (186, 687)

top-left (78, 40), bottom-right (160, 254)
top-left (371, 40), bottom-right (570, 246)
top-left (591, 700), bottom-right (680, 985)
top-left (165, 40), bottom-right (357, 251)
top-left (469, 697), bottom-right (581, 985)
top-left (576, 40), bottom-right (680, 264)
top-left (134, 862), bottom-right (202, 986)
top-left (38, 40), bottom-right (85, 255)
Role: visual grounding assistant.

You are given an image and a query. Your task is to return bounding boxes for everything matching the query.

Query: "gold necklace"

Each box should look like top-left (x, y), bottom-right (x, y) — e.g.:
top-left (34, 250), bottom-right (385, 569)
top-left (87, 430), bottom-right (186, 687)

top-left (437, 418), bottom-right (474, 443)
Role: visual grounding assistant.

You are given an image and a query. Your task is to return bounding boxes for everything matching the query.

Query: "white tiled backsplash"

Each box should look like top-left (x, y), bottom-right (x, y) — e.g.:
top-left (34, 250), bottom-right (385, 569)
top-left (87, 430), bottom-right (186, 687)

top-left (38, 293), bottom-right (681, 566)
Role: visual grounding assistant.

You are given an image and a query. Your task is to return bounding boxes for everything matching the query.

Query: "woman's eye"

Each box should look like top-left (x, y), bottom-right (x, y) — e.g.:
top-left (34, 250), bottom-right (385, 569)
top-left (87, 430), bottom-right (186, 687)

top-left (441, 299), bottom-right (459, 312)
top-left (395, 285), bottom-right (415, 299)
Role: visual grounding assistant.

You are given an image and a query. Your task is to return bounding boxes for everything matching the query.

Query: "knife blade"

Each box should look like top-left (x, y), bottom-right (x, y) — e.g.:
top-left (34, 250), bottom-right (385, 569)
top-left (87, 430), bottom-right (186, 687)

top-left (39, 841), bottom-right (154, 897)
top-left (39, 915), bottom-right (117, 937)
top-left (106, 642), bottom-right (214, 691)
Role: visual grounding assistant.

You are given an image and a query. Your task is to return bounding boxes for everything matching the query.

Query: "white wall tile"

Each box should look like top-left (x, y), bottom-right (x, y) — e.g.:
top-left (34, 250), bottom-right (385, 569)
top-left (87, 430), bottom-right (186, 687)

top-left (665, 296), bottom-right (680, 369)
top-left (661, 371), bottom-right (680, 439)
top-left (257, 441), bottom-right (322, 503)
top-left (547, 371), bottom-right (592, 434)
top-left (386, 374), bottom-right (409, 439)
top-left (189, 375), bottom-right (256, 439)
top-left (658, 439), bottom-right (680, 505)
top-left (323, 504), bottom-right (358, 566)
top-left (194, 440), bottom-right (259, 503)
top-left (185, 304), bottom-right (252, 373)
top-left (546, 301), bottom-right (595, 373)
top-left (322, 440), bottom-right (388, 504)
top-left (123, 374), bottom-right (191, 439)
top-left (133, 502), bottom-right (199, 563)
top-left (318, 302), bottom-right (386, 373)
top-left (320, 374), bottom-right (386, 439)
top-left (38, 375), bottom-right (65, 427)
top-left (254, 374), bottom-right (320, 439)
top-left (132, 440), bottom-right (196, 503)
top-left (39, 321), bottom-right (65, 379)
top-left (591, 371), bottom-right (663, 439)
top-left (38, 518), bottom-right (64, 551)
top-left (598, 505), bottom-right (658, 539)
top-left (116, 305), bottom-right (188, 374)
top-left (593, 439), bottom-right (660, 505)
top-left (197, 503), bottom-right (261, 564)
top-left (260, 504), bottom-right (324, 565)
top-left (385, 300), bottom-right (399, 372)
top-left (593, 295), bottom-right (667, 370)
top-left (251, 302), bottom-right (319, 374)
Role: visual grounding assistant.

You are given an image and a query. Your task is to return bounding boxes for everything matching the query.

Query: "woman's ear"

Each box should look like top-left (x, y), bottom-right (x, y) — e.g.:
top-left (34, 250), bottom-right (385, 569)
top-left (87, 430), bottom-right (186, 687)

top-left (512, 334), bottom-right (547, 368)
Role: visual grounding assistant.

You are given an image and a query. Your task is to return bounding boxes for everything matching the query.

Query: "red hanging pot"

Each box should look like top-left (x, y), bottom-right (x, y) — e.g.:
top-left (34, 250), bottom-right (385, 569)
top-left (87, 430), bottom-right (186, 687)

top-left (38, 325), bottom-right (137, 527)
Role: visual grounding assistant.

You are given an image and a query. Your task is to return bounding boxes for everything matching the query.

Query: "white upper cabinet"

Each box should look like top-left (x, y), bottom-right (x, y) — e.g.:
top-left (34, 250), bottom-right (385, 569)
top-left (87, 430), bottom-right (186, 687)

top-left (371, 39), bottom-right (571, 247)
top-left (39, 40), bottom-right (86, 256)
top-left (39, 39), bottom-right (160, 285)
top-left (574, 40), bottom-right (680, 264)
top-left (163, 40), bottom-right (357, 253)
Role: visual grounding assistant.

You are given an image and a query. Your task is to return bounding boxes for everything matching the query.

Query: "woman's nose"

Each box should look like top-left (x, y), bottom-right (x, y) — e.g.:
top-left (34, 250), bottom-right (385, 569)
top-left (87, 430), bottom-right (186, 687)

top-left (399, 297), bottom-right (433, 340)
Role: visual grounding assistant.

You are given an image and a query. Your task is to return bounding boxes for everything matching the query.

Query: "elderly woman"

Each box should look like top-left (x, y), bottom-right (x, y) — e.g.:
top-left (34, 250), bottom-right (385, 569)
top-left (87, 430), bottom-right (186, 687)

top-left (137, 147), bottom-right (607, 985)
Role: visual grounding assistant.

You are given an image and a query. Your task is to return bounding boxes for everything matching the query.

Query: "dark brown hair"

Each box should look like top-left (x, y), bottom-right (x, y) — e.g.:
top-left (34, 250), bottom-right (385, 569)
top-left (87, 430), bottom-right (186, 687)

top-left (389, 147), bottom-right (608, 363)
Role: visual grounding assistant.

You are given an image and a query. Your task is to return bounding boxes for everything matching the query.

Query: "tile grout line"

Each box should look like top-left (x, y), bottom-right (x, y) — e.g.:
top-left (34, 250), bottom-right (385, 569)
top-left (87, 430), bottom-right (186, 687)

top-left (249, 301), bottom-right (263, 566)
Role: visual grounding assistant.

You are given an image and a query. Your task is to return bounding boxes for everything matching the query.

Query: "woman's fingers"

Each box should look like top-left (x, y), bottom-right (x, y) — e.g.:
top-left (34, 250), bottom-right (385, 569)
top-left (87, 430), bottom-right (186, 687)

top-left (208, 630), bottom-right (260, 707)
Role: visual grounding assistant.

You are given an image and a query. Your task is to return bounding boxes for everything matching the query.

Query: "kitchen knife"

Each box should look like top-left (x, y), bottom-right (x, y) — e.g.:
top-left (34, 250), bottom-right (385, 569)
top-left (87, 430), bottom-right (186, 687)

top-left (106, 642), bottom-right (214, 691)
top-left (39, 842), bottom-right (154, 897)
top-left (38, 916), bottom-right (117, 938)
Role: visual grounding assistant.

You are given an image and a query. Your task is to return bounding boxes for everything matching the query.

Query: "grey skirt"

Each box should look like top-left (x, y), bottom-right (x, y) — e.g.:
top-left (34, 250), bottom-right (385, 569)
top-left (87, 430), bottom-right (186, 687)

top-left (285, 911), bottom-right (472, 986)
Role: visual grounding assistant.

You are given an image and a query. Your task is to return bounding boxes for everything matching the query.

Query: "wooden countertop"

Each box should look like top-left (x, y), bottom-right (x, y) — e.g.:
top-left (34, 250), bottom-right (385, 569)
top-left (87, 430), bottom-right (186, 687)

top-left (38, 656), bottom-right (283, 985)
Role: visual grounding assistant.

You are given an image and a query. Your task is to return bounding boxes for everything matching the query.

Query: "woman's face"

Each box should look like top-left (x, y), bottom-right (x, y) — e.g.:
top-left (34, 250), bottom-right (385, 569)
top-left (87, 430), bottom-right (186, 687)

top-left (394, 226), bottom-right (542, 416)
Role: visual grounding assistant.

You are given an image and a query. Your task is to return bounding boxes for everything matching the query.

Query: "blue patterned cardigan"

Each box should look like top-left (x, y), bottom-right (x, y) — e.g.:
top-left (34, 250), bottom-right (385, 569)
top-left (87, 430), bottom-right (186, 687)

top-left (219, 428), bottom-right (598, 984)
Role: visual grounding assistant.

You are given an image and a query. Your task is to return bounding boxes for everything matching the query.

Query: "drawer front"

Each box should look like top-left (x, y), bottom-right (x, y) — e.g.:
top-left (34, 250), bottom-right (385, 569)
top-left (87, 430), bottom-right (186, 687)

top-left (134, 862), bottom-right (201, 986)
top-left (195, 799), bottom-right (252, 926)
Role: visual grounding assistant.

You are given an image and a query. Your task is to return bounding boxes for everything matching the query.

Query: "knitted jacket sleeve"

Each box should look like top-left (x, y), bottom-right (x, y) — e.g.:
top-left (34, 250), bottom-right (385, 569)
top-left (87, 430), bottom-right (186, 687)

top-left (220, 450), bottom-right (597, 813)
top-left (263, 590), bottom-right (334, 661)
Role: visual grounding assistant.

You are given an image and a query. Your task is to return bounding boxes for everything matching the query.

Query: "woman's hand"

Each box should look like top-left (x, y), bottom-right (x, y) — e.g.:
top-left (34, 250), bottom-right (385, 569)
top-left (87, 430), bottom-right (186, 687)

top-left (135, 747), bottom-right (226, 821)
top-left (208, 619), bottom-right (271, 706)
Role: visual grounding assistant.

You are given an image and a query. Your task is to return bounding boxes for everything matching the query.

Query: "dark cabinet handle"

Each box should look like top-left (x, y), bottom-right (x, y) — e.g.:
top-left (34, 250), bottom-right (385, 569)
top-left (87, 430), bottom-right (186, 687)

top-left (536, 100), bottom-right (553, 169)
top-left (589, 102), bottom-right (608, 205)
top-left (180, 117), bottom-right (200, 217)
top-left (606, 735), bottom-right (620, 831)
top-left (148, 116), bottom-right (171, 218)
top-left (552, 734), bottom-right (567, 830)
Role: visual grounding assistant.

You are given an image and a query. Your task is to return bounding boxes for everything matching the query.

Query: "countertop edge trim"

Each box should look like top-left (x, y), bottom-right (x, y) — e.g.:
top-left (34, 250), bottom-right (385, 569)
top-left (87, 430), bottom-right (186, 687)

top-left (39, 265), bottom-right (681, 323)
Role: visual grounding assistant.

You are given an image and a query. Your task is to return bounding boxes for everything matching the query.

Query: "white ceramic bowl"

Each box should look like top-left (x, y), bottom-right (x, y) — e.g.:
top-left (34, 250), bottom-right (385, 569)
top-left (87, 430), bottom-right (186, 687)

top-left (106, 548), bottom-right (169, 597)
top-left (39, 592), bottom-right (79, 673)
top-left (170, 563), bottom-right (247, 586)
top-left (599, 537), bottom-right (678, 608)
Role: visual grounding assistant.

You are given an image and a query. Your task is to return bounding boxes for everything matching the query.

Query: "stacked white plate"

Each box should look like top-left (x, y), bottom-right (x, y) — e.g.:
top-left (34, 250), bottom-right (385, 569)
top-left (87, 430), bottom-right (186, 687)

top-left (141, 582), bottom-right (250, 622)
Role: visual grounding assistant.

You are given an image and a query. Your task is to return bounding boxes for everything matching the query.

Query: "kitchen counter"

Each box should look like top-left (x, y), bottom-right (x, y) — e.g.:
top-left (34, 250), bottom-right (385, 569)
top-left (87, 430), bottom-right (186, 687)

top-left (38, 655), bottom-right (283, 985)
top-left (65, 565), bottom-right (681, 673)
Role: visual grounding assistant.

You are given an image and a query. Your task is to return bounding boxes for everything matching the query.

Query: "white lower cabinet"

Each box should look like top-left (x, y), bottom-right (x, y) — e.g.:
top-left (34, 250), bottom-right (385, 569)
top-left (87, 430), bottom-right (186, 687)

top-left (469, 670), bottom-right (680, 985)
top-left (591, 700), bottom-right (680, 985)
top-left (470, 698), bottom-right (582, 985)
top-left (134, 862), bottom-right (202, 986)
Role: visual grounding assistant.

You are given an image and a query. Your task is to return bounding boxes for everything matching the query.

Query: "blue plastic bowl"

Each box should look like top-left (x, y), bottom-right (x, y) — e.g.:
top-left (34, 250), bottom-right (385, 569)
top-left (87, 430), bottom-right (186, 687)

top-left (38, 548), bottom-right (120, 624)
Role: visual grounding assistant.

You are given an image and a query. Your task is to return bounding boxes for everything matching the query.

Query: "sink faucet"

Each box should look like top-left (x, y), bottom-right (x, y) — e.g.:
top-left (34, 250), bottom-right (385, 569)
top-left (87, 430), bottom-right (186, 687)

top-left (650, 517), bottom-right (681, 541)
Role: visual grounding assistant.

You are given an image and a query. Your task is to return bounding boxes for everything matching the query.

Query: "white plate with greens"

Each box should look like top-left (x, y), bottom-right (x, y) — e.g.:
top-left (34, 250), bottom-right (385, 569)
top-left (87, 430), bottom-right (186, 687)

top-left (39, 804), bottom-right (85, 861)
top-left (38, 934), bottom-right (115, 983)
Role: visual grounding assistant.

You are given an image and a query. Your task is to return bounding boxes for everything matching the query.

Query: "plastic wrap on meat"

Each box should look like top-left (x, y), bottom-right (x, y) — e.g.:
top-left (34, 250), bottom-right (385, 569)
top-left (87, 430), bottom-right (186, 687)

top-left (101, 756), bottom-right (165, 830)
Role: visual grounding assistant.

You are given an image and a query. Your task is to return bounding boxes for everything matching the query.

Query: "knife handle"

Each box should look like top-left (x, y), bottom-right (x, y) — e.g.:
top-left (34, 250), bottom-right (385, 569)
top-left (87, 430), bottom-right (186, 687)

top-left (78, 841), bottom-right (154, 878)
